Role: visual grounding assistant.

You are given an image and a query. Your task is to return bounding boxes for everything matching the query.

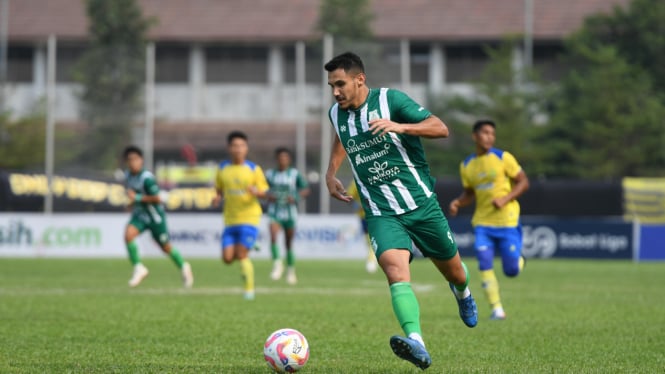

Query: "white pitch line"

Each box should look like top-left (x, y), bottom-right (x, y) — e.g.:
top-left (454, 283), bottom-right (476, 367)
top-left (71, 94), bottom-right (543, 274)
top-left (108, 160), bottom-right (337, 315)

top-left (0, 283), bottom-right (436, 296)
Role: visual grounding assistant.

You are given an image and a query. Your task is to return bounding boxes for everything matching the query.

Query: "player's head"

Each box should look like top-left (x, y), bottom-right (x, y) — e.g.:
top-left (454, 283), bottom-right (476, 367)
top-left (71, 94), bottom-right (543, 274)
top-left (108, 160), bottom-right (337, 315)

top-left (325, 52), bottom-right (367, 110)
top-left (227, 130), bottom-right (249, 163)
top-left (275, 147), bottom-right (292, 169)
top-left (472, 119), bottom-right (496, 152)
top-left (123, 145), bottom-right (144, 173)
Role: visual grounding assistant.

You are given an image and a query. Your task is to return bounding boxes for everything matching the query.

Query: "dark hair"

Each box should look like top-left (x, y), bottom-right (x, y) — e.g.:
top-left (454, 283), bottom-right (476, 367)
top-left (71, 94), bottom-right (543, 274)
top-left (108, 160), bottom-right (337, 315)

top-left (324, 52), bottom-right (365, 74)
top-left (472, 119), bottom-right (496, 133)
top-left (274, 147), bottom-right (292, 157)
top-left (227, 130), bottom-right (248, 145)
top-left (123, 145), bottom-right (143, 159)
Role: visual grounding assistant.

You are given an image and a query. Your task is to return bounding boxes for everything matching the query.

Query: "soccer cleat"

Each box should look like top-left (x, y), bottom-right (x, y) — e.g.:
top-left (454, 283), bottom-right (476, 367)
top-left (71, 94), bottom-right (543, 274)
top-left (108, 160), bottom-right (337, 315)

top-left (243, 290), bottom-right (255, 301)
top-left (389, 336), bottom-right (431, 370)
top-left (181, 262), bottom-right (194, 288)
top-left (286, 267), bottom-right (298, 285)
top-left (490, 308), bottom-right (506, 320)
top-left (519, 255), bottom-right (527, 273)
top-left (128, 264), bottom-right (149, 287)
top-left (270, 260), bottom-right (284, 281)
top-left (449, 283), bottom-right (478, 328)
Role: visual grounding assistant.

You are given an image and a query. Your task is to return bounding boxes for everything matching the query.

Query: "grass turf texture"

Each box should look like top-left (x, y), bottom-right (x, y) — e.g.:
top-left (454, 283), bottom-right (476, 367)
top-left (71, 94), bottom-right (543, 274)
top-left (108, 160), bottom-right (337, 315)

top-left (0, 258), bottom-right (663, 373)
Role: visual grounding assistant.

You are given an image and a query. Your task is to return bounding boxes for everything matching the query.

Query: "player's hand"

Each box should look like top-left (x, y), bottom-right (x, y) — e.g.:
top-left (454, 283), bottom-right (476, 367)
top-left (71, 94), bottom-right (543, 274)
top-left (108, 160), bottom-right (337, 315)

top-left (211, 195), bottom-right (222, 207)
top-left (448, 200), bottom-right (460, 216)
top-left (126, 190), bottom-right (136, 206)
top-left (326, 175), bottom-right (352, 203)
top-left (369, 119), bottom-right (403, 136)
top-left (492, 197), bottom-right (508, 209)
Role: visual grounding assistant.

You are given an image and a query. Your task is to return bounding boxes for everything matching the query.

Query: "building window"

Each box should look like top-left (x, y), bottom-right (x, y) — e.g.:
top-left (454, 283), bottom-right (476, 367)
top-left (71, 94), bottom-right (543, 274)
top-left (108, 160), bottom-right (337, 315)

top-left (369, 41), bottom-right (401, 87)
top-left (445, 45), bottom-right (491, 83)
top-left (410, 44), bottom-right (429, 83)
top-left (533, 44), bottom-right (565, 81)
top-left (156, 45), bottom-right (189, 83)
top-left (206, 45), bottom-right (268, 83)
top-left (283, 44), bottom-right (323, 84)
top-left (56, 45), bottom-right (84, 83)
top-left (7, 46), bottom-right (33, 82)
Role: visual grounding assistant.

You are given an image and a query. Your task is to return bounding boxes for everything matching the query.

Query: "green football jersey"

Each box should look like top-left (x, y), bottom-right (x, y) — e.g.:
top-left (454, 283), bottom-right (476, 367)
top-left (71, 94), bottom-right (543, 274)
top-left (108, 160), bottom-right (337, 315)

top-left (328, 87), bottom-right (436, 217)
top-left (125, 169), bottom-right (165, 223)
top-left (265, 167), bottom-right (308, 219)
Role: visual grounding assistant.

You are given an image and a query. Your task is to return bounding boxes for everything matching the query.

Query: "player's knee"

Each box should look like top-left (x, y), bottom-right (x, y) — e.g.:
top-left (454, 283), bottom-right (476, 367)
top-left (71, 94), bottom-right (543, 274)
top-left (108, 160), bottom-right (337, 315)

top-left (503, 262), bottom-right (520, 277)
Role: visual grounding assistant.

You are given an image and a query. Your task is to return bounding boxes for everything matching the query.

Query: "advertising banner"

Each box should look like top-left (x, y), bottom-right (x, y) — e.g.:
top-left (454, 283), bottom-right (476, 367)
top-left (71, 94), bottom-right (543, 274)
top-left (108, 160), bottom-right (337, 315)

top-left (636, 224), bottom-right (665, 261)
top-left (448, 217), bottom-right (633, 259)
top-left (0, 213), bottom-right (367, 259)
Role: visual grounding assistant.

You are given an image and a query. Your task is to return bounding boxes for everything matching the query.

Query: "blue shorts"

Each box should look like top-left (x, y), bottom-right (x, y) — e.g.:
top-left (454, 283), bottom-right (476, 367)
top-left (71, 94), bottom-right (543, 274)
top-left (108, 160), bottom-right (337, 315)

top-left (474, 225), bottom-right (523, 275)
top-left (221, 225), bottom-right (258, 250)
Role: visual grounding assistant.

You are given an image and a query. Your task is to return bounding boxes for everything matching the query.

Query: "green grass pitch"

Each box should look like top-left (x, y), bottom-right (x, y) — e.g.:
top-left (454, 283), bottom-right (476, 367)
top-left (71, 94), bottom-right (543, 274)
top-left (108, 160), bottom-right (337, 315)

top-left (0, 257), bottom-right (663, 373)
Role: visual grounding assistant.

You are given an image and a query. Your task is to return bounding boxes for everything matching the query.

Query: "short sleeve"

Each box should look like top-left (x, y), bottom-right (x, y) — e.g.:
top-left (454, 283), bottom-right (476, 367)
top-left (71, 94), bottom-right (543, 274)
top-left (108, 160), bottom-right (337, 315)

top-left (388, 89), bottom-right (432, 124)
top-left (502, 151), bottom-right (522, 178)
top-left (459, 162), bottom-right (471, 189)
top-left (296, 171), bottom-right (308, 189)
top-left (254, 166), bottom-right (270, 192)
top-left (215, 169), bottom-right (224, 191)
top-left (143, 175), bottom-right (160, 196)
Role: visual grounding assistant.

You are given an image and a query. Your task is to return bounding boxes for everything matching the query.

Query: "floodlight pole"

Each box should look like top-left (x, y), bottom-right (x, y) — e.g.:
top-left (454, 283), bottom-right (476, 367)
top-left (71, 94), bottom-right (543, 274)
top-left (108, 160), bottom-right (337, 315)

top-left (44, 35), bottom-right (56, 214)
top-left (295, 40), bottom-right (307, 213)
top-left (0, 0), bottom-right (9, 110)
top-left (524, 0), bottom-right (533, 68)
top-left (144, 42), bottom-right (155, 172)
top-left (319, 33), bottom-right (333, 214)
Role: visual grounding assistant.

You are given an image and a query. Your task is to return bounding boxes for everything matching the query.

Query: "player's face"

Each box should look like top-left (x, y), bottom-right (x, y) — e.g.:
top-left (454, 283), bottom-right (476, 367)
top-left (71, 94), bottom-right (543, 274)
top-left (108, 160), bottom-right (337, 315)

top-left (473, 124), bottom-right (496, 152)
top-left (327, 68), bottom-right (366, 110)
top-left (277, 151), bottom-right (291, 169)
top-left (125, 152), bottom-right (143, 174)
top-left (229, 137), bottom-right (249, 163)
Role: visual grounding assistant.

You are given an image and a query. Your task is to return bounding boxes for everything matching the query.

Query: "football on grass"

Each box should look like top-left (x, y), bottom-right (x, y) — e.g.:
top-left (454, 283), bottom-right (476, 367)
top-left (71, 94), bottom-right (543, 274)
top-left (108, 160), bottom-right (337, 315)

top-left (264, 328), bottom-right (310, 373)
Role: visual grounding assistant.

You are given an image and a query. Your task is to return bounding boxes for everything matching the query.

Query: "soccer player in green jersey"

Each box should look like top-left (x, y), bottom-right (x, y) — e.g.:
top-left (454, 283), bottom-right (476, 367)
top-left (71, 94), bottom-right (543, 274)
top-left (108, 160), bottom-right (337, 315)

top-left (123, 145), bottom-right (193, 288)
top-left (265, 147), bottom-right (310, 285)
top-left (324, 52), bottom-right (478, 370)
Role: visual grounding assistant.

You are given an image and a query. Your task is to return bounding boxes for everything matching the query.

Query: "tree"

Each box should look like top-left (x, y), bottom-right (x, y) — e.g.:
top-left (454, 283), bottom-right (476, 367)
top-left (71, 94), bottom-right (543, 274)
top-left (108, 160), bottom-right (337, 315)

top-left (577, 0), bottom-right (665, 95)
top-left (73, 0), bottom-right (151, 170)
top-left (0, 111), bottom-right (77, 170)
top-left (427, 40), bottom-right (550, 177)
top-left (317, 0), bottom-right (373, 41)
top-left (539, 0), bottom-right (665, 179)
top-left (541, 43), bottom-right (665, 179)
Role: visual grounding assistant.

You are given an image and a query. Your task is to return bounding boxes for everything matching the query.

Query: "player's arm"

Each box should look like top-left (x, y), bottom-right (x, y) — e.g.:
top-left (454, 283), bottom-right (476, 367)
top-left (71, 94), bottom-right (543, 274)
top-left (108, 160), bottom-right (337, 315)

top-left (212, 170), bottom-right (224, 207)
top-left (369, 114), bottom-right (448, 139)
top-left (493, 170), bottom-right (529, 209)
top-left (449, 188), bottom-right (475, 217)
top-left (128, 178), bottom-right (162, 205)
top-left (248, 166), bottom-right (270, 199)
top-left (325, 134), bottom-right (352, 203)
top-left (297, 173), bottom-right (311, 201)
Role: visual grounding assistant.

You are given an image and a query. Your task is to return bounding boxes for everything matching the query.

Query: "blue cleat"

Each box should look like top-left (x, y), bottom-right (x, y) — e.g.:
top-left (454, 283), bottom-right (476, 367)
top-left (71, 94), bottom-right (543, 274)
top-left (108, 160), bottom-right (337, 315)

top-left (389, 336), bottom-right (432, 370)
top-left (449, 283), bottom-right (478, 328)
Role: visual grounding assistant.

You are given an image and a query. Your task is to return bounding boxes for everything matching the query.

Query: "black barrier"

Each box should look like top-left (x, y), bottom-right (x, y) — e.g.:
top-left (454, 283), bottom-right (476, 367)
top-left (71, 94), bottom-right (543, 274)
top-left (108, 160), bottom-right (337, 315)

top-left (448, 217), bottom-right (633, 259)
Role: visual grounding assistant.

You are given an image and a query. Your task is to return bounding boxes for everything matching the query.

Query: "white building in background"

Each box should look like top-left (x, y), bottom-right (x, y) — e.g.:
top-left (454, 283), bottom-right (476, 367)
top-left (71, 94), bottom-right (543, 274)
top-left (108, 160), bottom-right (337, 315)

top-left (3, 0), bottom-right (629, 154)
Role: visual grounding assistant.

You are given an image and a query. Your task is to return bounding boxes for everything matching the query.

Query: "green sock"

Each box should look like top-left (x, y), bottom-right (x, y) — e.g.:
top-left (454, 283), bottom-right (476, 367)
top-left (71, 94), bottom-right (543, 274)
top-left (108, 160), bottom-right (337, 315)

top-left (454, 262), bottom-right (470, 292)
top-left (270, 243), bottom-right (280, 260)
top-left (286, 249), bottom-right (295, 267)
top-left (126, 241), bottom-right (141, 265)
top-left (169, 247), bottom-right (185, 269)
top-left (390, 282), bottom-right (422, 336)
